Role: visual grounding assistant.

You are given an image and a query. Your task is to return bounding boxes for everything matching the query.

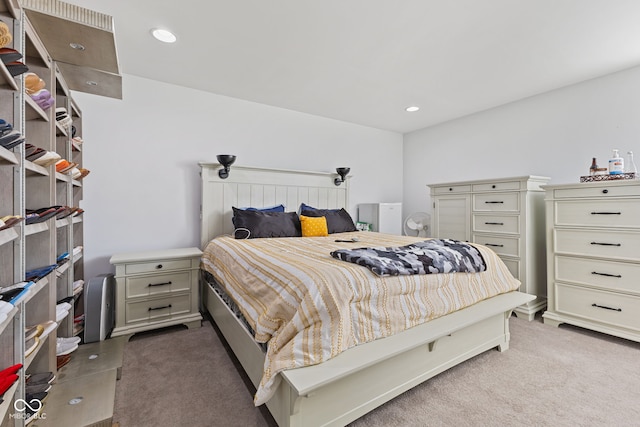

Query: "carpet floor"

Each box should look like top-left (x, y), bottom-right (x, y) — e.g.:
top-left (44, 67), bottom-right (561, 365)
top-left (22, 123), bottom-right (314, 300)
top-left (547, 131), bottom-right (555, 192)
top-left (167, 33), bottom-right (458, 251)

top-left (113, 314), bottom-right (640, 426)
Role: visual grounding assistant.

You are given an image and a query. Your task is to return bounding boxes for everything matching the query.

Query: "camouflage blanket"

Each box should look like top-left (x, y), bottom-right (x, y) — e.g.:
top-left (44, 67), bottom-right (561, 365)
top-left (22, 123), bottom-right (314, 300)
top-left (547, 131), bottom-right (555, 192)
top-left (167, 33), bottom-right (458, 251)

top-left (330, 239), bottom-right (486, 276)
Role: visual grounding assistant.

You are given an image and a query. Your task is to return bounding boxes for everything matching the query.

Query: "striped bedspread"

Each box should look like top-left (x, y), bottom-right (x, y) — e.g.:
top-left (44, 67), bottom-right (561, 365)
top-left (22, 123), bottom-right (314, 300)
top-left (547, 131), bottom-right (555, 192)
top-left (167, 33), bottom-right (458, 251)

top-left (200, 231), bottom-right (521, 406)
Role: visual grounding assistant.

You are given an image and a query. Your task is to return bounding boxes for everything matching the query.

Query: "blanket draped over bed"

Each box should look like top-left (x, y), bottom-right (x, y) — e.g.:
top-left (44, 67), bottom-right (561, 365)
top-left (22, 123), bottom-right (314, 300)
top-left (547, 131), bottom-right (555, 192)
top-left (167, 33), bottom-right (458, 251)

top-left (200, 232), bottom-right (521, 406)
top-left (330, 238), bottom-right (486, 276)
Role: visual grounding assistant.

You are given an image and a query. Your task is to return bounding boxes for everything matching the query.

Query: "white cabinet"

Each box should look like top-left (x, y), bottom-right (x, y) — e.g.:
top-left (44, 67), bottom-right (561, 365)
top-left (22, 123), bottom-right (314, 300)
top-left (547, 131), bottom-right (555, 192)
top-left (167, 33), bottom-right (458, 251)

top-left (358, 203), bottom-right (402, 235)
top-left (429, 176), bottom-right (550, 320)
top-left (110, 248), bottom-right (203, 337)
top-left (543, 180), bottom-right (640, 342)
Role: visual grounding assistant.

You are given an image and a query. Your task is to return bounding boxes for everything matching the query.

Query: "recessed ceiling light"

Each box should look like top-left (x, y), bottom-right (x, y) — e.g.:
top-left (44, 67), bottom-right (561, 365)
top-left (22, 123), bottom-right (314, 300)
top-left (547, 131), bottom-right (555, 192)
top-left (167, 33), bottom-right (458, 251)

top-left (69, 42), bottom-right (85, 51)
top-left (405, 106), bottom-right (420, 112)
top-left (151, 28), bottom-right (177, 43)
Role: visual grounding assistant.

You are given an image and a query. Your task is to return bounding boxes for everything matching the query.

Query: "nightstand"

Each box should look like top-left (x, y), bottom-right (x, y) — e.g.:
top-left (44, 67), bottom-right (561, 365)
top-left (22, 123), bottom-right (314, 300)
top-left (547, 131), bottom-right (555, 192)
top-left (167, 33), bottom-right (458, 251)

top-left (109, 247), bottom-right (203, 337)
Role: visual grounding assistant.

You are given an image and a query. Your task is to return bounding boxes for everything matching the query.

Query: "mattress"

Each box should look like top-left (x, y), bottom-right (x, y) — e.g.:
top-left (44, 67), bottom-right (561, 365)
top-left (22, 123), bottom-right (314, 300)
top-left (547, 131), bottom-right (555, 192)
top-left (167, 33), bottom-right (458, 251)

top-left (201, 231), bottom-right (521, 405)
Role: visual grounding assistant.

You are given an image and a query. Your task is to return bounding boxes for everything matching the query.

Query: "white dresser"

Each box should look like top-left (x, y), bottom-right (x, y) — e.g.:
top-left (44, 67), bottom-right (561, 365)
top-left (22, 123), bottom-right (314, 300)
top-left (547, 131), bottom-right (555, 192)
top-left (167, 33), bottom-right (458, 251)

top-left (429, 176), bottom-right (550, 320)
top-left (543, 180), bottom-right (640, 342)
top-left (110, 247), bottom-right (203, 337)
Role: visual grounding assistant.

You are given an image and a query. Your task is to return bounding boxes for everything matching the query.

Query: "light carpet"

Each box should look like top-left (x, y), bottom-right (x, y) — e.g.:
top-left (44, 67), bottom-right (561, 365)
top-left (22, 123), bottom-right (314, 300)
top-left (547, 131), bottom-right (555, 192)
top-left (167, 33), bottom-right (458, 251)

top-left (113, 315), bottom-right (640, 426)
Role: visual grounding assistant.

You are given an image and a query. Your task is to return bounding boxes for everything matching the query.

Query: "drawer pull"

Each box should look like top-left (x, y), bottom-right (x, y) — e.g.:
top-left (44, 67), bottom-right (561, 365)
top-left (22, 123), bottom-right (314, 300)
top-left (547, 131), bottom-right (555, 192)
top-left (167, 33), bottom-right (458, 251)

top-left (591, 303), bottom-right (621, 312)
top-left (149, 304), bottom-right (172, 311)
top-left (148, 281), bottom-right (172, 287)
top-left (590, 242), bottom-right (621, 247)
top-left (485, 243), bottom-right (504, 247)
top-left (484, 222), bottom-right (504, 225)
top-left (484, 201), bottom-right (504, 204)
top-left (590, 211), bottom-right (621, 215)
top-left (156, 264), bottom-right (163, 269)
top-left (591, 271), bottom-right (622, 278)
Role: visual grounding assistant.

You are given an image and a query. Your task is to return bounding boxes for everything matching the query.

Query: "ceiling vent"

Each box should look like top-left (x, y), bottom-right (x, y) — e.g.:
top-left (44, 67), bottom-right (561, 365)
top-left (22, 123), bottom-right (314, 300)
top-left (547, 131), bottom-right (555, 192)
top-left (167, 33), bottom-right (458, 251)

top-left (20, 0), bottom-right (122, 99)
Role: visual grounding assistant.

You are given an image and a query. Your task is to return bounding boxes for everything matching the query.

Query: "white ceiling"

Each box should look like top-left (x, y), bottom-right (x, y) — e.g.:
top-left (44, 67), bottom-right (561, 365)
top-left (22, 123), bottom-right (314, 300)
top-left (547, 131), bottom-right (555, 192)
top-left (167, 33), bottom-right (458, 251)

top-left (65, 0), bottom-right (640, 133)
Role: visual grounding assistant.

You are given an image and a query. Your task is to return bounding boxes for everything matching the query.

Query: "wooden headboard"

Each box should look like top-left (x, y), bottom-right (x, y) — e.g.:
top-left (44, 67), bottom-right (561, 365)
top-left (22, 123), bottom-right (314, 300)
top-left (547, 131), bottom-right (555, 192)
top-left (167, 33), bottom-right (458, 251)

top-left (199, 163), bottom-right (349, 248)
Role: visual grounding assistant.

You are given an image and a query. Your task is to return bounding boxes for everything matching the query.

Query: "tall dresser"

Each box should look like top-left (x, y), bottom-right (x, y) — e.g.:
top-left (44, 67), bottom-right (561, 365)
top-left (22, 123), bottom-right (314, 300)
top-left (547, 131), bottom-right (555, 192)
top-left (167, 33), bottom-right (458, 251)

top-left (429, 176), bottom-right (550, 320)
top-left (543, 180), bottom-right (640, 342)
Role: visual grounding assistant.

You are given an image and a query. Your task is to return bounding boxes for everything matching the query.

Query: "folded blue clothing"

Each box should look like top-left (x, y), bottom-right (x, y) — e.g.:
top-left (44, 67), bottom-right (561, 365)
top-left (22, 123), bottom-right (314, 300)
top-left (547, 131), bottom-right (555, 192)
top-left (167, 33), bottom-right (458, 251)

top-left (0, 281), bottom-right (34, 305)
top-left (56, 252), bottom-right (69, 263)
top-left (25, 265), bottom-right (57, 281)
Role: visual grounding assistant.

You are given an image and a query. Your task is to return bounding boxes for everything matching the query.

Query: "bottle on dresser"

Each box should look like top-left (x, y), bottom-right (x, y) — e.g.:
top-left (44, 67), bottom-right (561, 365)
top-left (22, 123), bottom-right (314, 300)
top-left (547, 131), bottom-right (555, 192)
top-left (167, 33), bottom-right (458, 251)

top-left (608, 149), bottom-right (624, 175)
top-left (625, 151), bottom-right (638, 178)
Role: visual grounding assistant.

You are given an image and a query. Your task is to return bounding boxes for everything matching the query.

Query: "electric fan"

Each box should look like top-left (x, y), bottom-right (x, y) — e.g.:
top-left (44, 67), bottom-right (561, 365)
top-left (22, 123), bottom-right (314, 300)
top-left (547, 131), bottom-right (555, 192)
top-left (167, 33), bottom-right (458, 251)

top-left (403, 212), bottom-right (431, 237)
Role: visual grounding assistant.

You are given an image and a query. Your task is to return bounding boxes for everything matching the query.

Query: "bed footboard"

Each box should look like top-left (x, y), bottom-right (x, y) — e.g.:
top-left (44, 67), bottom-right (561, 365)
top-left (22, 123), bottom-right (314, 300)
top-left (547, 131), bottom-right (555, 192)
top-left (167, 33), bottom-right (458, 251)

top-left (202, 274), bottom-right (534, 427)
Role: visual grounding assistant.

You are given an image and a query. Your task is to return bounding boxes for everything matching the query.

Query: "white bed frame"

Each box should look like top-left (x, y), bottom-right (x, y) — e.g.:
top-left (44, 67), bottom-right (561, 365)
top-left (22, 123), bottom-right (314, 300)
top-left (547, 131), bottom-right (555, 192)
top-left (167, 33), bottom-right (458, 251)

top-left (199, 162), bottom-right (534, 427)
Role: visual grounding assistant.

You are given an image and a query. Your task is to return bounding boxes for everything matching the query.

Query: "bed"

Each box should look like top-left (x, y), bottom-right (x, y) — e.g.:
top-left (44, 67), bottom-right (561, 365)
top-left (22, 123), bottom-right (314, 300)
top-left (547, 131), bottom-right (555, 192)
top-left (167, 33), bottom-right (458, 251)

top-left (198, 162), bottom-right (534, 427)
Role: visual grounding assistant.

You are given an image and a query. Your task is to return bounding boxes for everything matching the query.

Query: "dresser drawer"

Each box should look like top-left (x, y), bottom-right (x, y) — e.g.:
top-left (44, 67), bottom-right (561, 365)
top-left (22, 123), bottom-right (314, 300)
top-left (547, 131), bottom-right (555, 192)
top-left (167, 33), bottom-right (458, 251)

top-left (555, 283), bottom-right (640, 331)
top-left (472, 214), bottom-right (520, 234)
top-left (501, 258), bottom-right (520, 280)
top-left (556, 256), bottom-right (640, 294)
top-left (125, 294), bottom-right (192, 324)
top-left (554, 229), bottom-right (640, 262)
top-left (472, 180), bottom-right (521, 192)
top-left (432, 184), bottom-right (471, 195)
top-left (553, 183), bottom-right (640, 199)
top-left (555, 200), bottom-right (640, 228)
top-left (126, 272), bottom-right (191, 298)
top-left (473, 234), bottom-right (519, 257)
top-left (124, 258), bottom-right (192, 275)
top-left (473, 192), bottom-right (519, 212)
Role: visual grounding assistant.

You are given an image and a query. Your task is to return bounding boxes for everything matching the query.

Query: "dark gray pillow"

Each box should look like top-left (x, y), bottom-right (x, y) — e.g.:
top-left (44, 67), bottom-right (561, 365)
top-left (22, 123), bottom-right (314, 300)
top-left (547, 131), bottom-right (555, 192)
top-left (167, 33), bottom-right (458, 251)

top-left (232, 207), bottom-right (301, 239)
top-left (300, 207), bottom-right (357, 234)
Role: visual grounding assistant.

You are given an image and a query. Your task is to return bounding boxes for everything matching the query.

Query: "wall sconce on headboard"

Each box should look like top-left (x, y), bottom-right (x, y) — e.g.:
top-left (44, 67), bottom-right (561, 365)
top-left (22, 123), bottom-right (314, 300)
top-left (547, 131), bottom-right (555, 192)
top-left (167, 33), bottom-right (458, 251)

top-left (334, 167), bottom-right (350, 186)
top-left (217, 154), bottom-right (236, 179)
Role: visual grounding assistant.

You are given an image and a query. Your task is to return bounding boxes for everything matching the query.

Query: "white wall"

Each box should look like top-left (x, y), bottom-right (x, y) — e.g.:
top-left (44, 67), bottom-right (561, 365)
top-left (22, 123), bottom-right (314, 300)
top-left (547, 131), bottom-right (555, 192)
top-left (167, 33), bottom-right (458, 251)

top-left (403, 65), bottom-right (640, 220)
top-left (73, 75), bottom-right (403, 279)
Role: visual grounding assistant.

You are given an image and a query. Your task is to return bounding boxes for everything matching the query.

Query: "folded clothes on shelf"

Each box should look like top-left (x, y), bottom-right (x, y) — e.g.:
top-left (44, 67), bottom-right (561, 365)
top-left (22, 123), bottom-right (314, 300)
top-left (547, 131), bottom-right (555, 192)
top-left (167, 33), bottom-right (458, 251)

top-left (56, 252), bottom-right (70, 265)
top-left (0, 119), bottom-right (12, 135)
top-left (0, 281), bottom-right (34, 305)
top-left (0, 47), bottom-right (21, 64)
top-left (31, 150), bottom-right (61, 167)
top-left (0, 300), bottom-right (13, 317)
top-left (55, 107), bottom-right (72, 129)
top-left (25, 265), bottom-right (57, 281)
top-left (0, 215), bottom-right (23, 231)
top-left (0, 130), bottom-right (24, 149)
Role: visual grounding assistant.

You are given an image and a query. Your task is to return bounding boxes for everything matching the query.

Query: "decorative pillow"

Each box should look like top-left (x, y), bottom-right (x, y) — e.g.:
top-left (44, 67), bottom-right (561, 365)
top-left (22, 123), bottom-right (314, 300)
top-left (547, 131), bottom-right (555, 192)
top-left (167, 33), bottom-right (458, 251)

top-left (239, 204), bottom-right (285, 213)
top-left (300, 207), bottom-right (357, 234)
top-left (232, 207), bottom-right (301, 239)
top-left (300, 215), bottom-right (329, 237)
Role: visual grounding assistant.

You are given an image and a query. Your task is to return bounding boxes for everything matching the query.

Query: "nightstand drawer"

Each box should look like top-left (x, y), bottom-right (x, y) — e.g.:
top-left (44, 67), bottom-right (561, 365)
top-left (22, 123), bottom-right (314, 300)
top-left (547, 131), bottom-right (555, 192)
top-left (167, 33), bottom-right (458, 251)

top-left (473, 235), bottom-right (519, 258)
top-left (473, 192), bottom-right (519, 212)
top-left (126, 272), bottom-right (191, 298)
top-left (555, 283), bottom-right (640, 331)
top-left (125, 259), bottom-right (192, 275)
top-left (125, 294), bottom-right (192, 324)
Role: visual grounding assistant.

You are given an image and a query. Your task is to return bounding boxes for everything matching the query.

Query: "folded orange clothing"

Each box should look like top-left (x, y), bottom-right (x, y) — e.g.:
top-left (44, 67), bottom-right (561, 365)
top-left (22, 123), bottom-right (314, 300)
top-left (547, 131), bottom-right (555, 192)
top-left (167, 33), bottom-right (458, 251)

top-left (55, 159), bottom-right (70, 173)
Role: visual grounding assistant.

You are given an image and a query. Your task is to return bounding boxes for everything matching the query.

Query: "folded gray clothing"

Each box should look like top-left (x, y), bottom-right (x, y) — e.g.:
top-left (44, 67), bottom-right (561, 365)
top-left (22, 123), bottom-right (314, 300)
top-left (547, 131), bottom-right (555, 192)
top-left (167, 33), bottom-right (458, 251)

top-left (330, 238), bottom-right (486, 276)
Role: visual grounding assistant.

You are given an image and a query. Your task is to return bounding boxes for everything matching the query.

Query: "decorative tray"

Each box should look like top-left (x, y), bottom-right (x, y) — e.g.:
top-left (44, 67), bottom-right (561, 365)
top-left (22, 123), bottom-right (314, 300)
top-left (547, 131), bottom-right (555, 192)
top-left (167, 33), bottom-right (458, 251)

top-left (580, 173), bottom-right (636, 182)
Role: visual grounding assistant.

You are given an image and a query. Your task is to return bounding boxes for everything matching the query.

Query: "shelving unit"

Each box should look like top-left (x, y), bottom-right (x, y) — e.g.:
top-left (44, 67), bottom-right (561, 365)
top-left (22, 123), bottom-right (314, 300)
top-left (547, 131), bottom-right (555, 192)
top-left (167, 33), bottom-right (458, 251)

top-left (1, 2), bottom-right (87, 425)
